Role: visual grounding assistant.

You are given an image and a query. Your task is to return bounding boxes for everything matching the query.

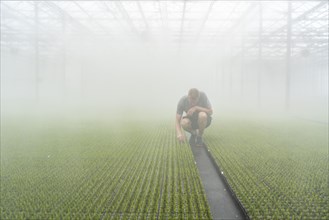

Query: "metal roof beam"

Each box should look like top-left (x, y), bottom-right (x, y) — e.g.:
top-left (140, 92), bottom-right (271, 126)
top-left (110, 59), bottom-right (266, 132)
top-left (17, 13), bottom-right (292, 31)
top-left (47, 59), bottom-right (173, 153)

top-left (227, 3), bottom-right (257, 35)
top-left (115, 1), bottom-right (138, 35)
top-left (73, 1), bottom-right (111, 35)
top-left (233, 1), bottom-right (327, 58)
top-left (179, 0), bottom-right (187, 44)
top-left (159, 1), bottom-right (168, 30)
top-left (137, 1), bottom-right (148, 30)
top-left (195, 1), bottom-right (215, 42)
top-left (2, 3), bottom-right (47, 30)
top-left (270, 1), bottom-right (327, 36)
top-left (212, 2), bottom-right (257, 43)
top-left (44, 1), bottom-right (92, 34)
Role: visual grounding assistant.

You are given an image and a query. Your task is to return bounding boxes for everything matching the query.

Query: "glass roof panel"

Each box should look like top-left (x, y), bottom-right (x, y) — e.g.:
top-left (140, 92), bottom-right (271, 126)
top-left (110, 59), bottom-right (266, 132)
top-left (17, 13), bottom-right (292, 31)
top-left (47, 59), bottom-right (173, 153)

top-left (0, 0), bottom-right (327, 59)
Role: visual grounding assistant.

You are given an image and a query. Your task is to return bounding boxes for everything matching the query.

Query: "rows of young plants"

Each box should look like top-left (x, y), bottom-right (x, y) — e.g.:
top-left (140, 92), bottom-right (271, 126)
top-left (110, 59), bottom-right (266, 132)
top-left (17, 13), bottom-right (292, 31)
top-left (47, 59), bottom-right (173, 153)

top-left (1, 117), bottom-right (212, 219)
top-left (205, 116), bottom-right (328, 220)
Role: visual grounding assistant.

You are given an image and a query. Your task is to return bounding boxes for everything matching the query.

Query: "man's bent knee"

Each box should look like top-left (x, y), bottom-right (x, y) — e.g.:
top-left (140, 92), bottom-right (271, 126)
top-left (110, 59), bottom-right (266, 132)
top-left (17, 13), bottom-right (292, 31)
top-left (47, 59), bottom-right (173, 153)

top-left (198, 112), bottom-right (208, 121)
top-left (180, 118), bottom-right (191, 130)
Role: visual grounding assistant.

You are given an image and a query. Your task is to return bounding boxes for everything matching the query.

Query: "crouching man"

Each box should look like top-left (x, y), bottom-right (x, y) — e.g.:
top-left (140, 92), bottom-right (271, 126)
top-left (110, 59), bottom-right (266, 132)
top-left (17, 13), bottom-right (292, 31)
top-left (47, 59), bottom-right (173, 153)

top-left (175, 88), bottom-right (213, 147)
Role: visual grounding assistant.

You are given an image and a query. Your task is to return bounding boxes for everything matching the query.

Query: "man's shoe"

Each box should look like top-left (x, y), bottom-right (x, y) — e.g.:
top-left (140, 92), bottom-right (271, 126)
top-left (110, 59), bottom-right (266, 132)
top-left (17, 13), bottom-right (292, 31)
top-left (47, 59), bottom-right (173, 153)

top-left (196, 136), bottom-right (204, 147)
top-left (189, 134), bottom-right (196, 146)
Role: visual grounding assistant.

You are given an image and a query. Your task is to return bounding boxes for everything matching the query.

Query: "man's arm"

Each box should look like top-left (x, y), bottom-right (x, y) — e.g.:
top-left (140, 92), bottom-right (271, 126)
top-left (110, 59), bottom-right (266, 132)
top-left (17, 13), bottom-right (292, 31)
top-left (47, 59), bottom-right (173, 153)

top-left (196, 106), bottom-right (213, 115)
top-left (175, 113), bottom-right (185, 142)
top-left (187, 106), bottom-right (213, 116)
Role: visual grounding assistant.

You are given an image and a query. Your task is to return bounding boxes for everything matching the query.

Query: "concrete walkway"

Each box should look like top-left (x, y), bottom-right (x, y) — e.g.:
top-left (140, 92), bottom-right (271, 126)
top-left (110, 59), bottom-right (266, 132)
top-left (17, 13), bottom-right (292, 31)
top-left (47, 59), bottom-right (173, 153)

top-left (190, 140), bottom-right (249, 220)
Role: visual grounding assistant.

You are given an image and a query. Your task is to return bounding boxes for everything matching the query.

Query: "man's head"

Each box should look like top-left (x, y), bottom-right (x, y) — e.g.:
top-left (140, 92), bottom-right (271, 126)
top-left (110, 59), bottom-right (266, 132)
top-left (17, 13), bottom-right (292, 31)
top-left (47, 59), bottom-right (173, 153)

top-left (188, 88), bottom-right (200, 104)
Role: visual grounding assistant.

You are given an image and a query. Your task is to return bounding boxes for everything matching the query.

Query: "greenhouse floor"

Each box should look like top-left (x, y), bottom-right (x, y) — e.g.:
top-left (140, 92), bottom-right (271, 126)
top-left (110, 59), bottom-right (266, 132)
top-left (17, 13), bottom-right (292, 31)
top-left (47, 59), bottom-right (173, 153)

top-left (1, 115), bottom-right (328, 219)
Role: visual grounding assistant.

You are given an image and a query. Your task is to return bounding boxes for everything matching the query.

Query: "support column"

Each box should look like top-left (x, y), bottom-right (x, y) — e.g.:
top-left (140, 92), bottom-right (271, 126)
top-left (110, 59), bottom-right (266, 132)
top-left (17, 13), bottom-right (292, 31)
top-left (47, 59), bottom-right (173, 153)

top-left (257, 2), bottom-right (263, 108)
top-left (80, 54), bottom-right (85, 101)
top-left (34, 2), bottom-right (39, 102)
top-left (229, 47), bottom-right (233, 98)
top-left (285, 1), bottom-right (292, 111)
top-left (240, 36), bottom-right (245, 99)
top-left (62, 15), bottom-right (67, 101)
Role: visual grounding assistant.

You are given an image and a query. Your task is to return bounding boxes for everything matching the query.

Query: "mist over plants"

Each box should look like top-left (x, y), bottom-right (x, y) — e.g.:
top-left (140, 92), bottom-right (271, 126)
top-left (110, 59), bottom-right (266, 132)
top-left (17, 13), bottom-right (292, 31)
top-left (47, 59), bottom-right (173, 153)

top-left (1, 1), bottom-right (327, 122)
top-left (1, 1), bottom-right (328, 220)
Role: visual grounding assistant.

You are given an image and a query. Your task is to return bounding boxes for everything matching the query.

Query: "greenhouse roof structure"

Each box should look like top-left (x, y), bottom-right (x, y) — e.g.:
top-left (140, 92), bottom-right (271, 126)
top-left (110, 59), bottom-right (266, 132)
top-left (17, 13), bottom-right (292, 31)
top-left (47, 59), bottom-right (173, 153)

top-left (1, 1), bottom-right (328, 60)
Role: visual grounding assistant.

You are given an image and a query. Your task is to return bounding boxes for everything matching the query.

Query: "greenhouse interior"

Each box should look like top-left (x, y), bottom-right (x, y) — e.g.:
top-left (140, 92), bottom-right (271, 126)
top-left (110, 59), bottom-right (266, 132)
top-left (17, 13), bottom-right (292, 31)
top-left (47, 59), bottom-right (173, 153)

top-left (1, 1), bottom-right (328, 220)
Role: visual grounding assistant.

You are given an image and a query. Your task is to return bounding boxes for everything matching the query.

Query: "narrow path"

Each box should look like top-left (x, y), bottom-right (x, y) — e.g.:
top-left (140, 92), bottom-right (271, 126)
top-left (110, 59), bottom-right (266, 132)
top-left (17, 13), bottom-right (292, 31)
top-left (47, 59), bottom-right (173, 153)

top-left (189, 139), bottom-right (249, 220)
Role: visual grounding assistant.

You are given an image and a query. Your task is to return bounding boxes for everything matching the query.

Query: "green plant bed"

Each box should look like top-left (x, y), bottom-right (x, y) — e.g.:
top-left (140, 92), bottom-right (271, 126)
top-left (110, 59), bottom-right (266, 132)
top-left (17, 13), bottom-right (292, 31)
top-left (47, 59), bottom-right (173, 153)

top-left (0, 117), bottom-right (212, 220)
top-left (205, 116), bottom-right (328, 220)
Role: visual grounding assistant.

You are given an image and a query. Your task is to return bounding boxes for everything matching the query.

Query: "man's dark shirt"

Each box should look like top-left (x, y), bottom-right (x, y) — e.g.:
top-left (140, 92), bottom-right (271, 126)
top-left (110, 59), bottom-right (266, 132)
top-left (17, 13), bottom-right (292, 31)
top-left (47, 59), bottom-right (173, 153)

top-left (176, 91), bottom-right (212, 116)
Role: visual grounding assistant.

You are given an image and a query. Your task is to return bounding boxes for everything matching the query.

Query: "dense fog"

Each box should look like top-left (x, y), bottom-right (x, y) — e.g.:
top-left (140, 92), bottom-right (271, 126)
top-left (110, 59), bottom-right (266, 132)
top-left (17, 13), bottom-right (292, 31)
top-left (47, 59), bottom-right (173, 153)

top-left (1, 1), bottom-right (328, 122)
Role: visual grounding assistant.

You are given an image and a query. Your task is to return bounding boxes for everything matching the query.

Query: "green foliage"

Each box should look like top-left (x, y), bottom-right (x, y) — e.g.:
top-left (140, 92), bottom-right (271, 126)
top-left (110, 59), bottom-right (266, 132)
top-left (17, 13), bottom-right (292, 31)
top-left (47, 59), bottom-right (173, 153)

top-left (0, 118), bottom-right (212, 219)
top-left (206, 116), bottom-right (329, 220)
top-left (4, 115), bottom-right (325, 220)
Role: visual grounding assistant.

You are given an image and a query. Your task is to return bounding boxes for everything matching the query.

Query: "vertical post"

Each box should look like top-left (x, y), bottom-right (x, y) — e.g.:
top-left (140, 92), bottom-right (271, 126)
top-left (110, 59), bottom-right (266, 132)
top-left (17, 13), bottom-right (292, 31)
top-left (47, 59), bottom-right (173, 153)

top-left (229, 46), bottom-right (233, 99)
top-left (241, 36), bottom-right (245, 99)
top-left (178, 0), bottom-right (186, 53)
top-left (285, 1), bottom-right (292, 111)
top-left (257, 2), bottom-right (263, 108)
top-left (81, 53), bottom-right (85, 101)
top-left (62, 15), bottom-right (67, 101)
top-left (34, 2), bottom-right (39, 102)
top-left (229, 58), bottom-right (233, 99)
top-left (221, 58), bottom-right (226, 101)
top-left (80, 38), bottom-right (87, 102)
top-left (215, 57), bottom-right (219, 96)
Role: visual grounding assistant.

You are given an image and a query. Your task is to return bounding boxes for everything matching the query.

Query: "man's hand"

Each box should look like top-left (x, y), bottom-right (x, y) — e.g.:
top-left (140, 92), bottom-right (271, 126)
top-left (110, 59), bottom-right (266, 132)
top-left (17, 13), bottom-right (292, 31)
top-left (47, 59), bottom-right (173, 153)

top-left (177, 134), bottom-right (186, 144)
top-left (187, 106), bottom-right (198, 116)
